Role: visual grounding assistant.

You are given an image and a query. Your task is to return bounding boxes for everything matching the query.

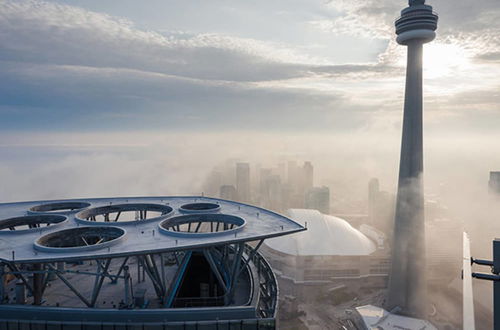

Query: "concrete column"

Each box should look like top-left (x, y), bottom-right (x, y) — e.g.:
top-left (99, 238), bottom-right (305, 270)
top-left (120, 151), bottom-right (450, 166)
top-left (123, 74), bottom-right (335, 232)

top-left (33, 263), bottom-right (44, 305)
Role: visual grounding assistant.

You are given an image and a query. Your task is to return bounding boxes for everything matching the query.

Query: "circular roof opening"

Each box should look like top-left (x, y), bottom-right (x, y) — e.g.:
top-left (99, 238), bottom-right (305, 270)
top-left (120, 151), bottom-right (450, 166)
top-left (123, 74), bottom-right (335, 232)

top-left (179, 202), bottom-right (221, 213)
top-left (159, 214), bottom-right (245, 237)
top-left (0, 215), bottom-right (67, 233)
top-left (76, 203), bottom-right (173, 225)
top-left (34, 226), bottom-right (125, 252)
top-left (29, 201), bottom-right (91, 214)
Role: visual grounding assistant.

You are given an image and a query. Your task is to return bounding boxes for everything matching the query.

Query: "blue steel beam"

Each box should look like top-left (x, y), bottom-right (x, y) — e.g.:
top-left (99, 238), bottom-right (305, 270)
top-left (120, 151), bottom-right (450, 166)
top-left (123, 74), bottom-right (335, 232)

top-left (164, 251), bottom-right (192, 308)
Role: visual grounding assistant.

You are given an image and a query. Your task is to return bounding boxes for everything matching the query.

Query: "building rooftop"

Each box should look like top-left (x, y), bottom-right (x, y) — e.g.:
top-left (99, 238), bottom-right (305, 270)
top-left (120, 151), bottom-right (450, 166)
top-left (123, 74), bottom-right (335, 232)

top-left (0, 196), bottom-right (305, 263)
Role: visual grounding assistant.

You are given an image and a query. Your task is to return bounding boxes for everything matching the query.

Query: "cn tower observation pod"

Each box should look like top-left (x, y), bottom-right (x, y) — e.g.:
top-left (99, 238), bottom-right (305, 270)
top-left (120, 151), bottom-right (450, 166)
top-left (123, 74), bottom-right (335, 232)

top-left (0, 196), bottom-right (305, 330)
top-left (395, 0), bottom-right (438, 45)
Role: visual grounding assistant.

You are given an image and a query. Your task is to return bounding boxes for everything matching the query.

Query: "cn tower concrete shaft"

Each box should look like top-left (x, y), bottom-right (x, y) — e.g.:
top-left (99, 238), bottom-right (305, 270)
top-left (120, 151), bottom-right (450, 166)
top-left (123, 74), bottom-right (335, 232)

top-left (387, 0), bottom-right (437, 317)
top-left (388, 40), bottom-right (426, 316)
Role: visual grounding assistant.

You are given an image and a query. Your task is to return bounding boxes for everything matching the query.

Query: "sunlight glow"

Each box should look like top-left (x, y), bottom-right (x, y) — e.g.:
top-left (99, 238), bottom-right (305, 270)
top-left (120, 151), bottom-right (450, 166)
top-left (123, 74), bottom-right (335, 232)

top-left (423, 43), bottom-right (471, 78)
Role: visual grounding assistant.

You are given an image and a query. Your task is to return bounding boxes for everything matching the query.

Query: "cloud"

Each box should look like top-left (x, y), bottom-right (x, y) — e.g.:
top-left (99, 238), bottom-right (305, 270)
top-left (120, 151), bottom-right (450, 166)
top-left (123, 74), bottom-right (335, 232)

top-left (0, 0), bottom-right (499, 134)
top-left (0, 0), bottom-right (398, 83)
top-left (310, 63), bottom-right (403, 79)
top-left (312, 0), bottom-right (400, 40)
top-left (0, 1), bottom-right (313, 83)
top-left (1, 59), bottom-right (358, 131)
top-left (321, 0), bottom-right (500, 59)
top-left (475, 52), bottom-right (500, 63)
top-left (1, 0), bottom-right (394, 132)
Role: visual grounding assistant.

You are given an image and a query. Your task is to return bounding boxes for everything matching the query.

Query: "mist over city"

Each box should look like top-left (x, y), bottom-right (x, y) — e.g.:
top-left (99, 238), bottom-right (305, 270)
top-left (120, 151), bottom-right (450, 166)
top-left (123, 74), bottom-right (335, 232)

top-left (1, 0), bottom-right (500, 329)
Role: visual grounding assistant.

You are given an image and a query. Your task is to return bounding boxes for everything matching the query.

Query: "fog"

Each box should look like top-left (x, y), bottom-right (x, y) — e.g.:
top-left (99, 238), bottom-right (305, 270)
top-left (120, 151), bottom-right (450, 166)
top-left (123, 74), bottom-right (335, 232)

top-left (1, 129), bottom-right (499, 327)
top-left (2, 130), bottom-right (498, 196)
top-left (2, 130), bottom-right (499, 245)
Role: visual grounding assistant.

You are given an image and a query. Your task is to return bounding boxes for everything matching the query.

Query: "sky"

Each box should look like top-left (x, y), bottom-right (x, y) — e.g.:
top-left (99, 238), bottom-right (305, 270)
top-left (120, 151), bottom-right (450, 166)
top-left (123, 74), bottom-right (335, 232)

top-left (1, 0), bottom-right (500, 204)
top-left (1, 0), bottom-right (500, 133)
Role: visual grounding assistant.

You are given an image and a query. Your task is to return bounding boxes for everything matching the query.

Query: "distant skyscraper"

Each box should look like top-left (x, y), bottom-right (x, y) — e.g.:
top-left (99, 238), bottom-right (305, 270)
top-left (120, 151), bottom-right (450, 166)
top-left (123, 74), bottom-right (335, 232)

top-left (236, 163), bottom-right (251, 203)
top-left (305, 186), bottom-right (330, 215)
top-left (368, 178), bottom-right (380, 224)
top-left (287, 161), bottom-right (298, 189)
top-left (489, 171), bottom-right (500, 194)
top-left (387, 0), bottom-right (438, 317)
top-left (367, 181), bottom-right (395, 236)
top-left (220, 185), bottom-right (237, 201)
top-left (281, 183), bottom-right (292, 211)
top-left (303, 161), bottom-right (314, 191)
top-left (204, 170), bottom-right (223, 197)
top-left (259, 168), bottom-right (272, 197)
top-left (277, 162), bottom-right (286, 182)
top-left (267, 175), bottom-right (283, 212)
top-left (425, 218), bottom-right (462, 284)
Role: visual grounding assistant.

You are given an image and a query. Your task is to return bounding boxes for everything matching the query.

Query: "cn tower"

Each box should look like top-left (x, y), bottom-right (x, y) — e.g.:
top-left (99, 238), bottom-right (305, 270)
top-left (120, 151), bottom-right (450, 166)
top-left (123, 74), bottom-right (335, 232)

top-left (387, 0), bottom-right (438, 317)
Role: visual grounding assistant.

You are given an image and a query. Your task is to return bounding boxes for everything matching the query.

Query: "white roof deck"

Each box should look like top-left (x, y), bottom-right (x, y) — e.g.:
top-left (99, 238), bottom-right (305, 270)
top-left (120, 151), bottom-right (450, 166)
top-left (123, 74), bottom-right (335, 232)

top-left (0, 196), bottom-right (305, 263)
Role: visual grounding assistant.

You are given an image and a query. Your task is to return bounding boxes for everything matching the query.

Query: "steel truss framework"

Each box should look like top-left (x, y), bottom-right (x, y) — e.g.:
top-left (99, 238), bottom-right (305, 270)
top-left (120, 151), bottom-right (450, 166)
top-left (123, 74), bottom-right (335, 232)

top-left (0, 241), bottom-right (275, 317)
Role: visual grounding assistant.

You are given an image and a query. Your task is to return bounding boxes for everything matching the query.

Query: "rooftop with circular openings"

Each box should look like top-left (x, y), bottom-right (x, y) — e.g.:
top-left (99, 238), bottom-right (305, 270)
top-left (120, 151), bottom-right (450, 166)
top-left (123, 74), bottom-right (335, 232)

top-left (34, 226), bottom-right (125, 252)
top-left (159, 214), bottom-right (245, 237)
top-left (29, 202), bottom-right (91, 214)
top-left (76, 203), bottom-right (173, 225)
top-left (179, 202), bottom-right (221, 213)
top-left (0, 215), bottom-right (67, 233)
top-left (0, 197), bottom-right (306, 262)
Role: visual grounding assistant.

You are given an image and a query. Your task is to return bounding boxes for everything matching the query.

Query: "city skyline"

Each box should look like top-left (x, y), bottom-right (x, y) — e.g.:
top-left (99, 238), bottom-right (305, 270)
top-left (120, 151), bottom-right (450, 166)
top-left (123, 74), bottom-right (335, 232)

top-left (205, 159), bottom-right (328, 213)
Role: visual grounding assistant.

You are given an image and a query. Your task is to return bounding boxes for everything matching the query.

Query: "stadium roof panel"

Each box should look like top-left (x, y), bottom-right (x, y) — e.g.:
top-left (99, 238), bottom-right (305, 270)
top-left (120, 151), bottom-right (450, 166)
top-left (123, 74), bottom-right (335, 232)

top-left (266, 209), bottom-right (376, 256)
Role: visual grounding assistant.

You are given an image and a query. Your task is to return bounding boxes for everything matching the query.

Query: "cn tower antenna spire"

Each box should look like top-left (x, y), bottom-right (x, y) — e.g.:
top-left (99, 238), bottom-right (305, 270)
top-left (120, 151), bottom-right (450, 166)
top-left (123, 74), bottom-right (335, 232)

top-left (387, 0), bottom-right (438, 318)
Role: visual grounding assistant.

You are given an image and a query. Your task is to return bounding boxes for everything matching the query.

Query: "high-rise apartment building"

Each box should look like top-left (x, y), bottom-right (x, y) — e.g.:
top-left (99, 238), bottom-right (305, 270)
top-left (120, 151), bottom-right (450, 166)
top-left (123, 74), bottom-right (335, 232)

top-left (219, 184), bottom-right (237, 201)
top-left (303, 161), bottom-right (314, 191)
top-left (305, 186), bottom-right (330, 215)
top-left (489, 171), bottom-right (500, 194)
top-left (236, 162), bottom-right (251, 203)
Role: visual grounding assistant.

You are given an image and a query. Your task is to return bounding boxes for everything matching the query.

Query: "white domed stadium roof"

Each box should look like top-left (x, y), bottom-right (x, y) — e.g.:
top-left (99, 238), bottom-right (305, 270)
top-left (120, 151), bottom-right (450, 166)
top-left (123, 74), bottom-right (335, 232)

top-left (266, 209), bottom-right (376, 256)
